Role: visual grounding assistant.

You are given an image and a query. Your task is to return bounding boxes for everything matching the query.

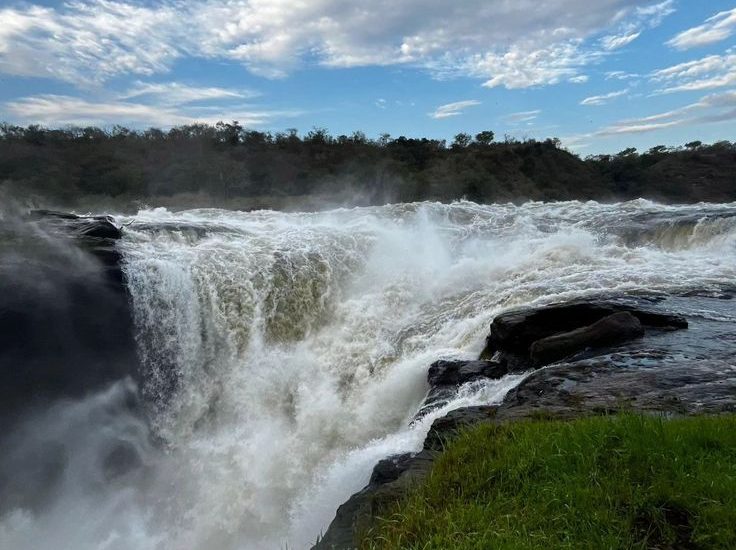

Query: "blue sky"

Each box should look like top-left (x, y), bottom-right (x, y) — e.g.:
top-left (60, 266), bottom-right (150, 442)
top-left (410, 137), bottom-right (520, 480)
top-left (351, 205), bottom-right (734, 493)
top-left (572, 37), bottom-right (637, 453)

top-left (0, 0), bottom-right (734, 153)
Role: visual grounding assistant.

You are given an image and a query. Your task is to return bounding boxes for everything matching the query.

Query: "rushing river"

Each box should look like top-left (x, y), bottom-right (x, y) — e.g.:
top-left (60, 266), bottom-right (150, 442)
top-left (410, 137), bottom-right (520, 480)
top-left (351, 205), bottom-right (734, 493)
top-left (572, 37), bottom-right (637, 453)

top-left (2, 199), bottom-right (736, 549)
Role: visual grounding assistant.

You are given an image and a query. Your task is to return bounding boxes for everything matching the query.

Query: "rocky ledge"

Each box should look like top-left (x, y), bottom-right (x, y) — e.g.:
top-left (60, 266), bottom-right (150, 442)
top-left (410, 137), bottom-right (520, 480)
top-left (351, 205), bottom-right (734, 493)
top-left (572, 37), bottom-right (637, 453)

top-left (315, 294), bottom-right (736, 549)
top-left (0, 210), bottom-right (135, 425)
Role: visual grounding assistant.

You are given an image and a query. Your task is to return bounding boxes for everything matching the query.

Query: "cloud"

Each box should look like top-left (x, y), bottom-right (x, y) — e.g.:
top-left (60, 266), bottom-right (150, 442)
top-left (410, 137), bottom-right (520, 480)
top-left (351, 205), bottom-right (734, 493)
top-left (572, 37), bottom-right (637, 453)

top-left (429, 100), bottom-right (481, 119)
top-left (594, 90), bottom-right (736, 135)
top-left (465, 39), bottom-right (600, 89)
top-left (0, 0), bottom-right (674, 89)
top-left (599, 0), bottom-right (674, 51)
top-left (600, 31), bottom-right (641, 50)
top-left (580, 88), bottom-right (629, 105)
top-left (0, 2), bottom-right (181, 83)
top-left (605, 70), bottom-right (639, 80)
top-left (502, 110), bottom-right (542, 123)
top-left (667, 8), bottom-right (736, 50)
top-left (651, 52), bottom-right (736, 93)
top-left (4, 94), bottom-right (300, 128)
top-left (120, 82), bottom-right (258, 105)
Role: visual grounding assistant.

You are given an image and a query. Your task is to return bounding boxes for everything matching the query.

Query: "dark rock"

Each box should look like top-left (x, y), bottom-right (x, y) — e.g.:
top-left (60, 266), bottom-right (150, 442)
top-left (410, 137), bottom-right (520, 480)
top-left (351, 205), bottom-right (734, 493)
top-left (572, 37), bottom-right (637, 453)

top-left (424, 406), bottom-right (498, 451)
top-left (529, 311), bottom-right (644, 365)
top-left (0, 212), bottom-right (137, 427)
top-left (415, 360), bottom-right (507, 420)
top-left (314, 450), bottom-right (438, 550)
top-left (428, 359), bottom-right (508, 386)
top-left (486, 300), bottom-right (687, 357)
top-left (75, 218), bottom-right (122, 240)
top-left (369, 453), bottom-right (414, 486)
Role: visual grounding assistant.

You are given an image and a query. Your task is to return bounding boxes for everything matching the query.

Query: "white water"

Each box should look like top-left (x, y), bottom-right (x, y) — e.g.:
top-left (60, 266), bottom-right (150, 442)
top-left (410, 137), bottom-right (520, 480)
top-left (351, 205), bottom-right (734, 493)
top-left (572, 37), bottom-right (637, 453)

top-left (2, 199), bottom-right (736, 549)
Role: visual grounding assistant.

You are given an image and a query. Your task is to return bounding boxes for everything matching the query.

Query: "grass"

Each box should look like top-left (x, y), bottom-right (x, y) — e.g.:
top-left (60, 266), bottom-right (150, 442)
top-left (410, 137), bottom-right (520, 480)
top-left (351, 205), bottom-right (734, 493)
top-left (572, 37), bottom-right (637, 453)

top-left (361, 414), bottom-right (736, 550)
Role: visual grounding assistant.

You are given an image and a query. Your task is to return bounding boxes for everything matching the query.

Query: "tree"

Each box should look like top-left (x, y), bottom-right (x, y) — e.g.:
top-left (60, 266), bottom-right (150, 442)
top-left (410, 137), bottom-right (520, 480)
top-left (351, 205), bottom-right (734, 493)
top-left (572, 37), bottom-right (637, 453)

top-left (685, 140), bottom-right (702, 150)
top-left (452, 133), bottom-right (472, 149)
top-left (475, 130), bottom-right (495, 145)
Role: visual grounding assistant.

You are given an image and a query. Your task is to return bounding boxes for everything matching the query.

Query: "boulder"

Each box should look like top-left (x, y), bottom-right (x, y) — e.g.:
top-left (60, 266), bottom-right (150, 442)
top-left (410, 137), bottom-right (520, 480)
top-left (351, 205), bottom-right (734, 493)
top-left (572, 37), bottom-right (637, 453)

top-left (484, 300), bottom-right (687, 358)
top-left (529, 311), bottom-right (644, 365)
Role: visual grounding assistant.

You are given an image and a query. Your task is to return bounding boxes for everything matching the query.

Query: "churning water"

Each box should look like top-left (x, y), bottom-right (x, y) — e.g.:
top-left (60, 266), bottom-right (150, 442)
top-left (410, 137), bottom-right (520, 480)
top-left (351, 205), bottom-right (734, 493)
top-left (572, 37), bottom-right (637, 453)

top-left (2, 199), bottom-right (736, 549)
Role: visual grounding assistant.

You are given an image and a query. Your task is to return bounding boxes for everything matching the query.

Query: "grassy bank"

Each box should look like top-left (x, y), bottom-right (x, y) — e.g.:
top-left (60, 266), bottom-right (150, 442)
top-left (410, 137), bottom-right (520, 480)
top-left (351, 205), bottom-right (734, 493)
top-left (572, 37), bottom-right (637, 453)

top-left (361, 414), bottom-right (736, 549)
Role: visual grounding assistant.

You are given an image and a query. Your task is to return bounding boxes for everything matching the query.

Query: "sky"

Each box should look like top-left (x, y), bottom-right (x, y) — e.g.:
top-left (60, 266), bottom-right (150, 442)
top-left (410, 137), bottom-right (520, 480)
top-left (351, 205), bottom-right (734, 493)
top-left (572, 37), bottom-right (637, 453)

top-left (0, 0), bottom-right (734, 154)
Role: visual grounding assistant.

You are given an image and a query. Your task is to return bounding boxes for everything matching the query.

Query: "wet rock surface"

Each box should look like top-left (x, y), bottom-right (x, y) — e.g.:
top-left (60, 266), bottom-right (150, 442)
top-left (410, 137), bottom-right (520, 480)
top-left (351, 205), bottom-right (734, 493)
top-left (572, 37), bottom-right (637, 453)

top-left (529, 311), bottom-right (644, 365)
top-left (415, 360), bottom-right (508, 419)
top-left (28, 209), bottom-right (125, 286)
top-left (0, 210), bottom-right (136, 426)
top-left (315, 294), bottom-right (736, 549)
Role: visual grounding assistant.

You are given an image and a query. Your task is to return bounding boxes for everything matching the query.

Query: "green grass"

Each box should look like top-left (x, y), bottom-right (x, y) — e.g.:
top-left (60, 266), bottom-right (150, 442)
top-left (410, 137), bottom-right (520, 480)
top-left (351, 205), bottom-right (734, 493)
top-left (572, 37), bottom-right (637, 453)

top-left (361, 414), bottom-right (736, 550)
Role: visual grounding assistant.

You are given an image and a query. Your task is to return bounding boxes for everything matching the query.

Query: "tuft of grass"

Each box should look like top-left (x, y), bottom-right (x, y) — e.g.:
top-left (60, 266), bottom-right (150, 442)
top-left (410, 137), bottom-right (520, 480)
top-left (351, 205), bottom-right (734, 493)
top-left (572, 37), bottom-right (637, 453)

top-left (361, 414), bottom-right (736, 549)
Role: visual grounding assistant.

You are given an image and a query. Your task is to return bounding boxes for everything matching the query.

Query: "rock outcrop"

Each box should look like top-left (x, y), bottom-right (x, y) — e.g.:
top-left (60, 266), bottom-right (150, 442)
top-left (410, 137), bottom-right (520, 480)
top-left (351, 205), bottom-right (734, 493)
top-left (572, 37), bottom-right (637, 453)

top-left (0, 210), bottom-right (136, 426)
top-left (315, 294), bottom-right (736, 550)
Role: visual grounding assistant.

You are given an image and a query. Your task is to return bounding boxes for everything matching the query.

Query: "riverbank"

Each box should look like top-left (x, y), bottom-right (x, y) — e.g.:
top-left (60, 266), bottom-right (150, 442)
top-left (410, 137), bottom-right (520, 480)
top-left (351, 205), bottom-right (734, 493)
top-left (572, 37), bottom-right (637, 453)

top-left (362, 413), bottom-right (736, 549)
top-left (316, 295), bottom-right (736, 549)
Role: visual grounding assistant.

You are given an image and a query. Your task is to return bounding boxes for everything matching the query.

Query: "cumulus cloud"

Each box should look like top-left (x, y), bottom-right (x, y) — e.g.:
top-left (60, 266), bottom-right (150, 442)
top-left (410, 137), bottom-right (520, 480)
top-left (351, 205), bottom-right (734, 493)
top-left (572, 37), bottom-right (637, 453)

top-left (580, 88), bottom-right (629, 105)
top-left (667, 8), bottom-right (736, 50)
top-left (651, 52), bottom-right (736, 93)
top-left (0, 0), bottom-right (674, 89)
top-left (429, 100), bottom-right (481, 119)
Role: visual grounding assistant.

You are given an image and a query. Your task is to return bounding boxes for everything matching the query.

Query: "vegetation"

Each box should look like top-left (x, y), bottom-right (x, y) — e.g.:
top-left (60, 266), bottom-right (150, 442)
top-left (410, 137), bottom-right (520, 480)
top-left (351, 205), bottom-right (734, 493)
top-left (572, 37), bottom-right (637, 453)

top-left (1, 122), bottom-right (735, 209)
top-left (362, 414), bottom-right (736, 549)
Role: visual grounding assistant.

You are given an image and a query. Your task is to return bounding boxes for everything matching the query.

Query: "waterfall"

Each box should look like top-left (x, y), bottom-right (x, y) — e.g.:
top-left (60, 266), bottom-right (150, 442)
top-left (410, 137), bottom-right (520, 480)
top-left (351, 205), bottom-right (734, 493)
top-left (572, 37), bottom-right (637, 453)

top-left (2, 199), bottom-right (736, 549)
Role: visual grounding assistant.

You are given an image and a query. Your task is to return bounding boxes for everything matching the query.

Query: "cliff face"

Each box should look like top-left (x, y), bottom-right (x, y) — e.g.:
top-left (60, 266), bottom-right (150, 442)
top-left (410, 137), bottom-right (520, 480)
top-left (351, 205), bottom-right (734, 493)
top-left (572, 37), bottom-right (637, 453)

top-left (0, 211), bottom-right (138, 426)
top-left (315, 294), bottom-right (736, 549)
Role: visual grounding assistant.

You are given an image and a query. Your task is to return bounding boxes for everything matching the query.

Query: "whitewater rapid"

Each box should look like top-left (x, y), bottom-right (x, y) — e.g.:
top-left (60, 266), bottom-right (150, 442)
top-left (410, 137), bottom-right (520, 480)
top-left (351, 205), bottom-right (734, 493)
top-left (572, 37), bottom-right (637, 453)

top-left (2, 199), bottom-right (736, 549)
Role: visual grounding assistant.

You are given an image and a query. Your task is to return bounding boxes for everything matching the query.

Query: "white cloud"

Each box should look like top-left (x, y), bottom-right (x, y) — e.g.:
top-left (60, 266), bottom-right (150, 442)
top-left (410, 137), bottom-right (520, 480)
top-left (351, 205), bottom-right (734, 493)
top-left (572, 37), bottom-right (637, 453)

top-left (569, 75), bottom-right (590, 83)
top-left (502, 110), bottom-right (542, 123)
top-left (466, 39), bottom-right (600, 89)
top-left (651, 52), bottom-right (736, 93)
top-left (0, 0), bottom-right (674, 89)
top-left (595, 90), bottom-right (736, 135)
top-left (581, 88), bottom-right (629, 105)
top-left (600, 31), bottom-right (641, 50)
top-left (429, 100), bottom-right (481, 119)
top-left (667, 8), bottom-right (736, 50)
top-left (120, 82), bottom-right (258, 105)
top-left (599, 0), bottom-right (674, 51)
top-left (605, 70), bottom-right (639, 80)
top-left (4, 94), bottom-right (299, 128)
top-left (0, 2), bottom-right (181, 83)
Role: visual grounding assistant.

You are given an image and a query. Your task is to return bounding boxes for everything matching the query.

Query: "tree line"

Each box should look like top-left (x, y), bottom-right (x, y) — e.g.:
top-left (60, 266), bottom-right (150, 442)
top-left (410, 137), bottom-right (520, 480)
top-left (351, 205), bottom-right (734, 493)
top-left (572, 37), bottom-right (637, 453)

top-left (1, 121), bottom-right (734, 209)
